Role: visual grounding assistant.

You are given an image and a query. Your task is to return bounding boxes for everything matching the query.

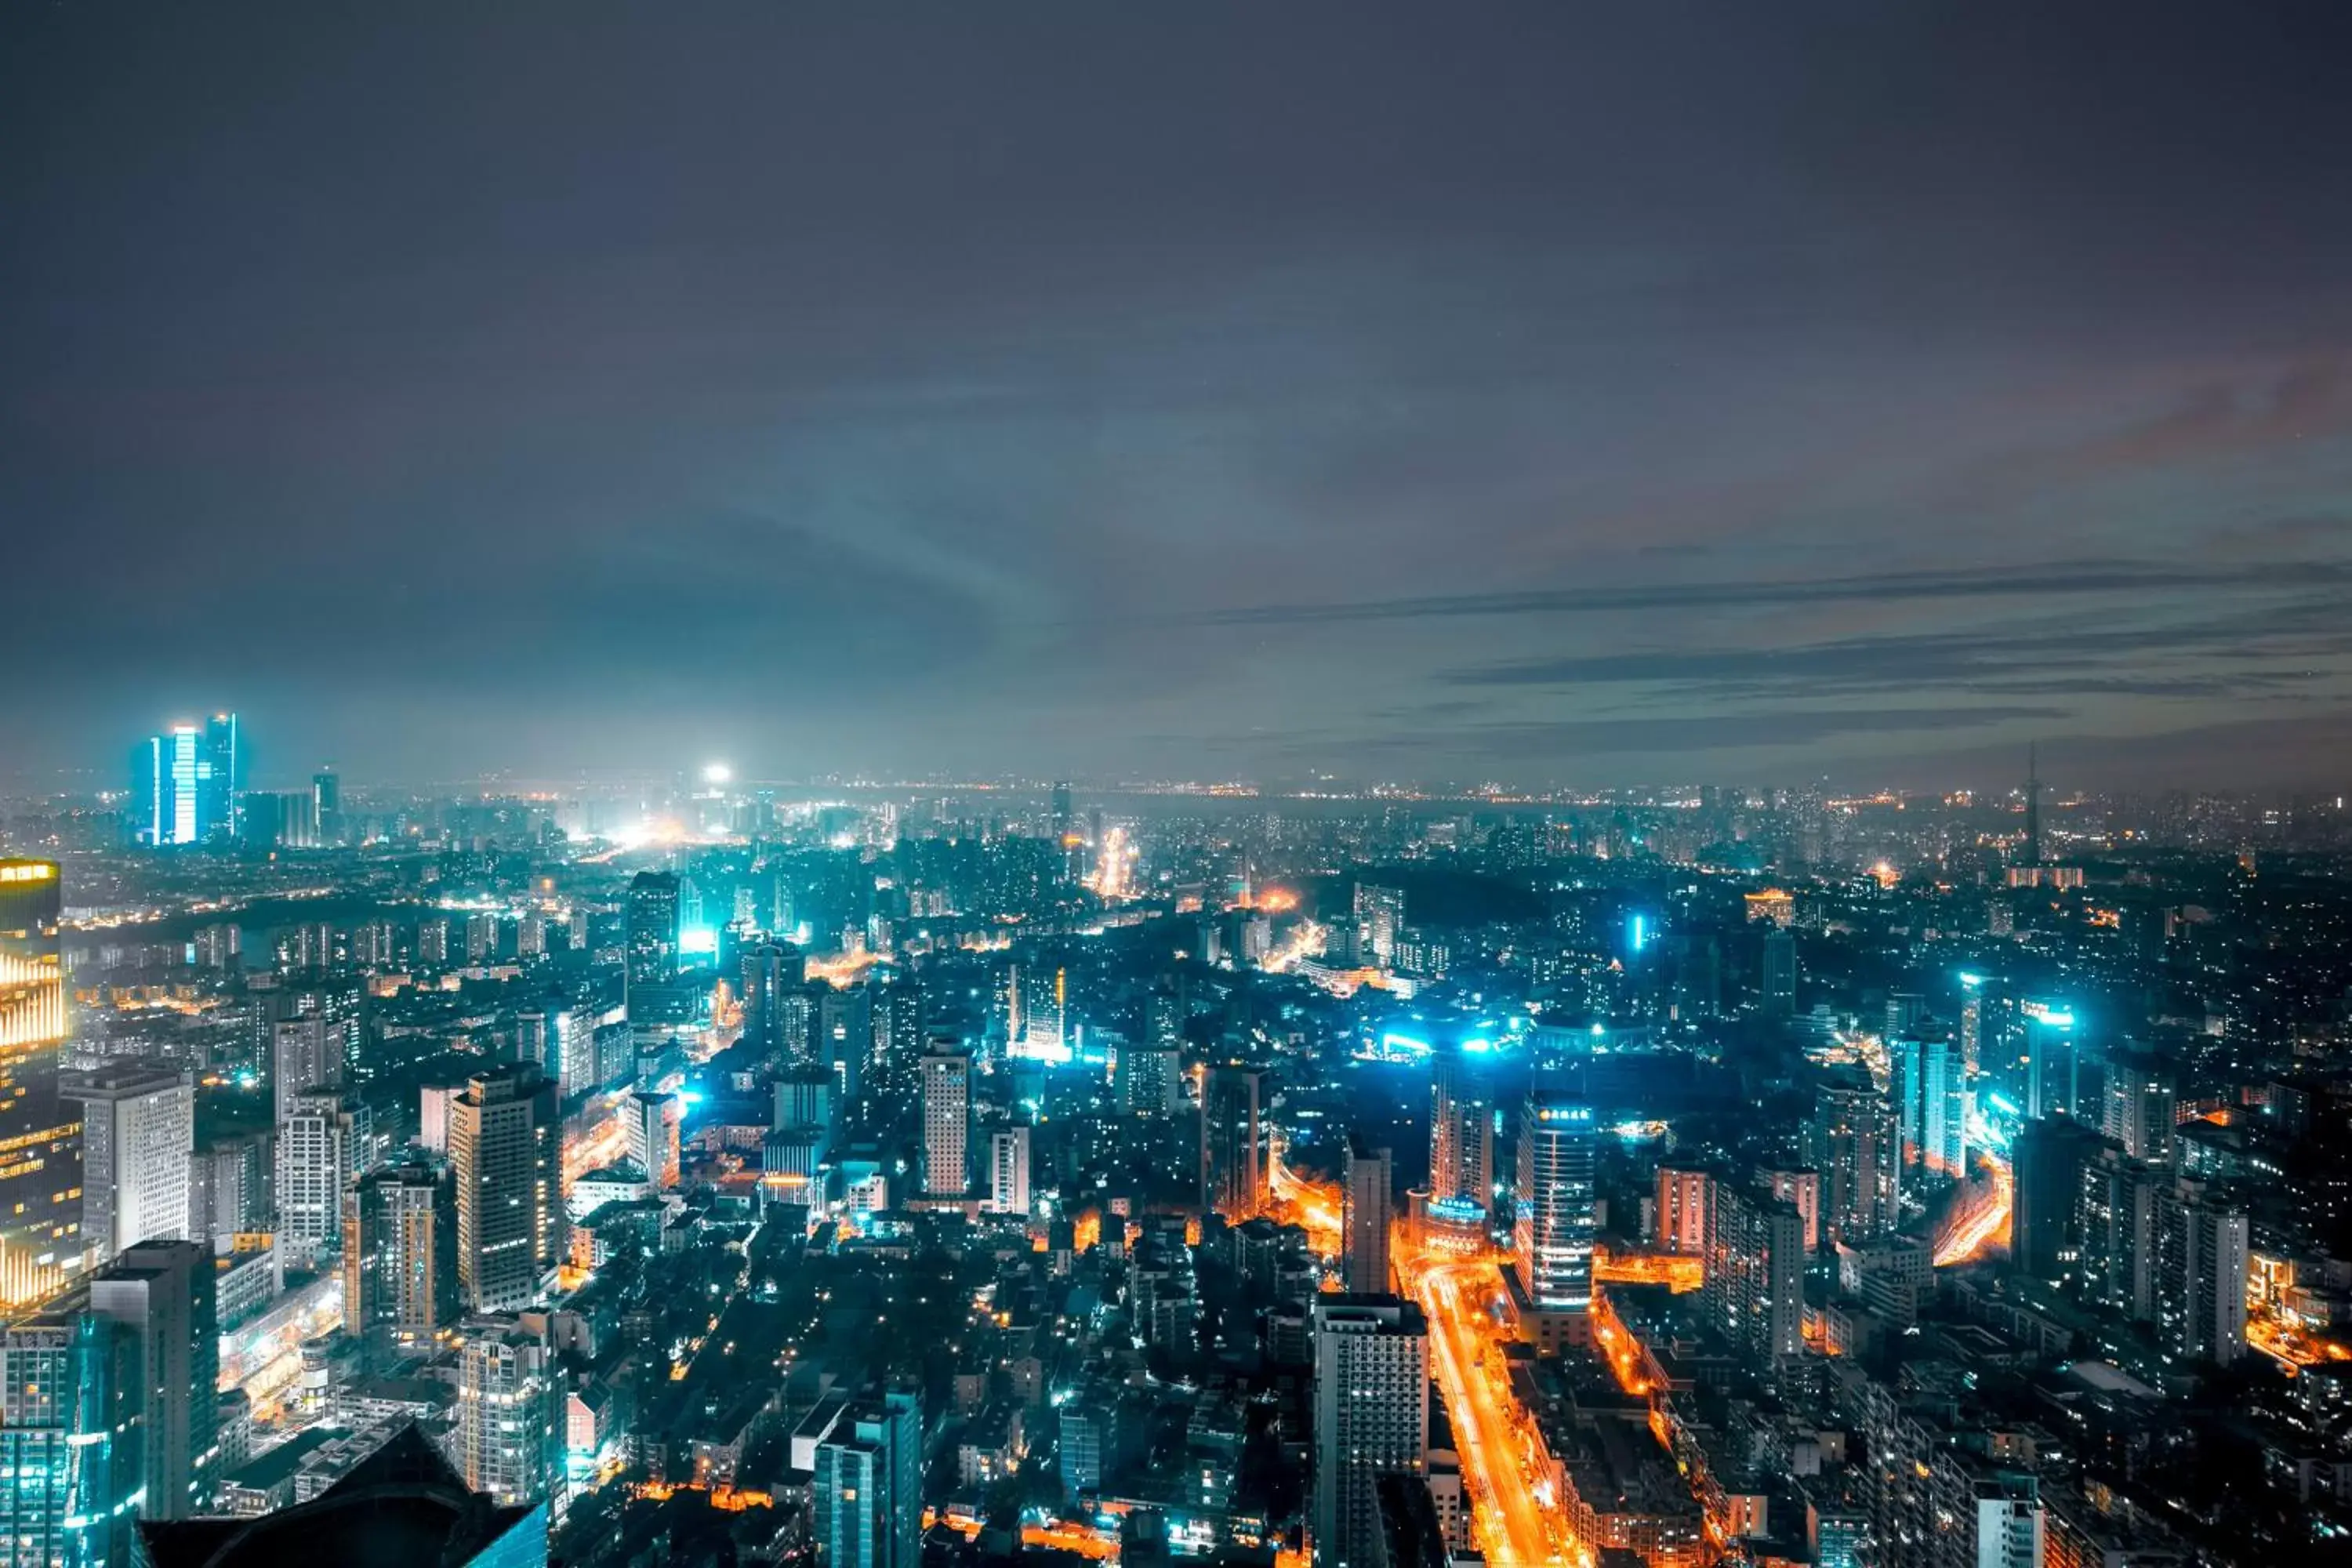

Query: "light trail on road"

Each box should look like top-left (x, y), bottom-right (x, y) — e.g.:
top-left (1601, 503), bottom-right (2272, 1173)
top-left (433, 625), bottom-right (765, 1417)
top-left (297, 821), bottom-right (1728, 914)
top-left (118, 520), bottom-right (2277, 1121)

top-left (1934, 1150), bottom-right (2013, 1266)
top-left (1402, 1250), bottom-right (1590, 1568)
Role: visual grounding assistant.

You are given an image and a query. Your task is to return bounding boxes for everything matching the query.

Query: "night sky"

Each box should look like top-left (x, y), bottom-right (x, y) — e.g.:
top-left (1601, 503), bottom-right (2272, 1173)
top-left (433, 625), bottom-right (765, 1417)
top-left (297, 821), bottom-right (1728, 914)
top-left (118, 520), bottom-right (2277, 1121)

top-left (7, 4), bottom-right (2352, 789)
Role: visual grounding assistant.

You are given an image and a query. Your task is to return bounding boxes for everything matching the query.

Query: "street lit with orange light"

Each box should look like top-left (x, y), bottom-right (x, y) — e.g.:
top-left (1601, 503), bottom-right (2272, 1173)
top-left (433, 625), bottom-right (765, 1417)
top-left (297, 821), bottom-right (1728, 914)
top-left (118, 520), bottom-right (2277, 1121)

top-left (1265, 1139), bottom-right (1344, 1260)
top-left (1399, 1244), bottom-right (1590, 1568)
top-left (1933, 1150), bottom-right (2013, 1267)
top-left (1592, 1247), bottom-right (1702, 1294)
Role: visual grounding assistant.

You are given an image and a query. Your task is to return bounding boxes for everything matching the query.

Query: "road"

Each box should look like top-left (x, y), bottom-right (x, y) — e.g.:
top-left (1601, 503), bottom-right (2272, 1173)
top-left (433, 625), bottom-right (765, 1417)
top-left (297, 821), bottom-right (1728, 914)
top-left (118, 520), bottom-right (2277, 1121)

top-left (1933, 1150), bottom-right (2013, 1266)
top-left (1402, 1251), bottom-right (1589, 1568)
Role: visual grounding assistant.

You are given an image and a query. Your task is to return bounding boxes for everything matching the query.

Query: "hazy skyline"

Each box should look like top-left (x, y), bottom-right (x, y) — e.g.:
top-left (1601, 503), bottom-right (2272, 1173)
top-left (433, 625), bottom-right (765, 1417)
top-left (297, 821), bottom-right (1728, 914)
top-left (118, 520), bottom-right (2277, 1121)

top-left (8, 4), bottom-right (2352, 788)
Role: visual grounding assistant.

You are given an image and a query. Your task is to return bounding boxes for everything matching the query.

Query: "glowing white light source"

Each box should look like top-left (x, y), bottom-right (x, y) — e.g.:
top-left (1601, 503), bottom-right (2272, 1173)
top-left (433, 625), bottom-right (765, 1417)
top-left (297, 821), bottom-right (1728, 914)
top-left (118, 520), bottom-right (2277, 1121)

top-left (702, 762), bottom-right (732, 786)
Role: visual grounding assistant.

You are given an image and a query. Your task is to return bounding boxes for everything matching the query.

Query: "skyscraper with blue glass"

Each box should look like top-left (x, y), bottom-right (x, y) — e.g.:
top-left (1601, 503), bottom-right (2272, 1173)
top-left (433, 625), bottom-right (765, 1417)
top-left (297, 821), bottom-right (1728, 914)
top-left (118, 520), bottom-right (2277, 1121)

top-left (132, 715), bottom-right (240, 847)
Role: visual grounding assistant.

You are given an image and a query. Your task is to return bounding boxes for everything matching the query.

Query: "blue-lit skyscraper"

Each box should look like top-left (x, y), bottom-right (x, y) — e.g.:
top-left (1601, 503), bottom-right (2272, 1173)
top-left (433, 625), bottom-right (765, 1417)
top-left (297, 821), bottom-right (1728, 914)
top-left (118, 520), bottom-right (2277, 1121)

top-left (132, 715), bottom-right (240, 847)
top-left (812, 1390), bottom-right (922, 1568)
top-left (0, 1309), bottom-right (143, 1568)
top-left (1514, 1089), bottom-right (1595, 1352)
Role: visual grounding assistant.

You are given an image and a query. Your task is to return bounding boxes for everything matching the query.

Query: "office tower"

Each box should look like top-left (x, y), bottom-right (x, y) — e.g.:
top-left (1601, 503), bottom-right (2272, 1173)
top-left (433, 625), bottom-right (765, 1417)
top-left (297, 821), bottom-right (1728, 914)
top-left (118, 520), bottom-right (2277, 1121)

top-left (272, 1016), bottom-right (345, 1125)
top-left (869, 982), bottom-right (924, 1102)
top-left (2011, 1116), bottom-right (2104, 1281)
top-left (818, 985), bottom-right (871, 1098)
top-left (1058, 1398), bottom-right (1112, 1499)
top-left (1811, 1076), bottom-right (1898, 1247)
top-left (740, 941), bottom-right (800, 1062)
top-left (274, 1094), bottom-right (361, 1267)
top-left (920, 1052), bottom-right (971, 1198)
top-left (987, 1127), bottom-right (1031, 1215)
top-left (1514, 1091), bottom-right (1596, 1351)
top-left (1759, 926), bottom-right (1797, 1017)
top-left (1428, 1046), bottom-right (1494, 1221)
top-left (1200, 1065), bottom-right (1266, 1216)
top-left (2021, 1002), bottom-right (2081, 1120)
top-left (1700, 1181), bottom-right (1806, 1362)
top-left (250, 790), bottom-right (318, 849)
top-left (624, 871), bottom-right (684, 1023)
top-left (455, 1319), bottom-right (564, 1510)
top-left (191, 1133), bottom-right (272, 1247)
top-left (1351, 883), bottom-right (1405, 967)
top-left (1020, 966), bottom-right (1068, 1058)
top-left (64, 1062), bottom-right (194, 1261)
top-left (132, 715), bottom-right (240, 847)
top-left (89, 1240), bottom-right (219, 1520)
top-left (1892, 1031), bottom-right (1968, 1179)
top-left (0, 1310), bottom-right (142, 1568)
top-left (812, 1390), bottom-right (923, 1568)
top-left (2154, 1180), bottom-right (2248, 1366)
top-left (137, 1425), bottom-right (546, 1568)
top-left (0, 859), bottom-right (79, 1309)
top-left (775, 1066), bottom-right (834, 1137)
top-left (1655, 1164), bottom-right (1710, 1254)
top-left (622, 1091), bottom-right (681, 1191)
top-left (344, 1163), bottom-right (458, 1350)
top-left (2075, 1139), bottom-right (2158, 1320)
top-left (449, 1066), bottom-right (563, 1313)
top-left (1341, 1140), bottom-right (1392, 1295)
top-left (1310, 1296), bottom-right (1429, 1568)
top-left (310, 768), bottom-right (342, 845)
top-left (1756, 1164), bottom-right (1823, 1253)
top-left (1975, 1473), bottom-right (2044, 1568)
top-left (2100, 1051), bottom-right (2177, 1164)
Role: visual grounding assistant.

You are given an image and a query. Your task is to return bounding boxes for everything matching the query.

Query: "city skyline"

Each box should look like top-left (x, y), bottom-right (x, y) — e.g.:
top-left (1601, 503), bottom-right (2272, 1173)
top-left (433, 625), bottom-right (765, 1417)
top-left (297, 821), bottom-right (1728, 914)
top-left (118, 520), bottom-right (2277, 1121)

top-left (7, 7), bottom-right (2352, 785)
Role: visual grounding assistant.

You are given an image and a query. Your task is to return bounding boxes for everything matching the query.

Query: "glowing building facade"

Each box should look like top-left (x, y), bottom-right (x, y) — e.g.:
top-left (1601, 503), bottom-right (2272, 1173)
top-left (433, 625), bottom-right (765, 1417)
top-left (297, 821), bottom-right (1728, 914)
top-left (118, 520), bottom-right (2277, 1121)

top-left (132, 716), bottom-right (239, 847)
top-left (0, 860), bottom-right (80, 1308)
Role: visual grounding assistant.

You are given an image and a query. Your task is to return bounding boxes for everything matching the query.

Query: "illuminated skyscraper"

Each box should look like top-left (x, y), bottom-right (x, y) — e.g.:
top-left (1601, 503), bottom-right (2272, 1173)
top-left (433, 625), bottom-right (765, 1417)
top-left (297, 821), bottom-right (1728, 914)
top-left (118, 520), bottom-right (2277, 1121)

top-left (1351, 883), bottom-right (1405, 968)
top-left (310, 767), bottom-right (342, 846)
top-left (455, 1319), bottom-right (564, 1511)
top-left (920, 1051), bottom-right (970, 1198)
top-left (88, 1240), bottom-right (218, 1520)
top-left (1200, 1065), bottom-right (1265, 1215)
top-left (63, 1062), bottom-right (194, 1263)
top-left (344, 1163), bottom-right (458, 1352)
top-left (812, 1390), bottom-right (923, 1568)
top-left (1655, 1164), bottom-right (1710, 1254)
top-left (988, 1127), bottom-right (1030, 1215)
top-left (0, 1309), bottom-right (142, 1568)
top-left (739, 941), bottom-right (800, 1062)
top-left (1699, 1180), bottom-right (1805, 1362)
top-left (1428, 1046), bottom-right (1494, 1222)
top-left (132, 715), bottom-right (240, 847)
top-left (1892, 1031), bottom-right (1968, 1181)
top-left (274, 1093), bottom-right (361, 1268)
top-left (0, 859), bottom-right (80, 1308)
top-left (624, 872), bottom-right (685, 1024)
top-left (272, 1016), bottom-right (346, 1126)
top-left (1811, 1073), bottom-right (1898, 1248)
top-left (2022, 1002), bottom-right (2083, 1121)
top-left (1309, 1295), bottom-right (1428, 1568)
top-left (622, 1091), bottom-right (681, 1191)
top-left (449, 1066), bottom-right (562, 1313)
top-left (1514, 1091), bottom-right (1595, 1351)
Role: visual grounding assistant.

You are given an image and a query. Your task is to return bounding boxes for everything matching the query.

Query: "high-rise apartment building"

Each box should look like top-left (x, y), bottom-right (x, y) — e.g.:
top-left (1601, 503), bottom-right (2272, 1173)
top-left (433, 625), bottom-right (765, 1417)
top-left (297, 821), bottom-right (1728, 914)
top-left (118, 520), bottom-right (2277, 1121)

top-left (271, 1017), bottom-right (344, 1126)
top-left (1428, 1047), bottom-right (1494, 1222)
top-left (2100, 1052), bottom-right (2177, 1164)
top-left (1811, 1076), bottom-right (1898, 1247)
top-left (0, 859), bottom-right (79, 1308)
top-left (191, 1133), bottom-right (272, 1248)
top-left (2154, 1179), bottom-right (2248, 1367)
top-left (988, 1127), bottom-right (1031, 1215)
top-left (1200, 1065), bottom-right (1265, 1216)
top-left (1655, 1164), bottom-right (1711, 1254)
top-left (344, 1163), bottom-right (459, 1351)
top-left (1515, 1091), bottom-right (1596, 1352)
top-left (1310, 1295), bottom-right (1428, 1568)
top-left (1700, 1181), bottom-right (1806, 1363)
top-left (920, 1052), bottom-right (970, 1198)
top-left (812, 1390), bottom-right (923, 1568)
top-left (64, 1062), bottom-right (194, 1261)
top-left (1351, 884), bottom-right (1405, 968)
top-left (274, 1093), bottom-right (361, 1268)
top-left (449, 1066), bottom-right (563, 1313)
top-left (1341, 1140), bottom-right (1392, 1295)
top-left (2012, 1116), bottom-right (2105, 1282)
top-left (89, 1240), bottom-right (218, 1521)
top-left (455, 1319), bottom-right (564, 1510)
